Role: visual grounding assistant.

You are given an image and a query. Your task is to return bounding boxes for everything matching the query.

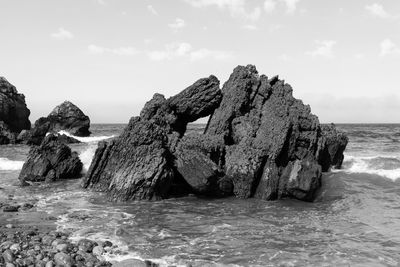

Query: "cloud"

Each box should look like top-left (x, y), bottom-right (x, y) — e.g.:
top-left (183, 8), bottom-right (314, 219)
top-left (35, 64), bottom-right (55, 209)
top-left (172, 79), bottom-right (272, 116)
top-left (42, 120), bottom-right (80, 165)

top-left (95, 0), bottom-right (106, 6)
top-left (88, 45), bottom-right (139, 56)
top-left (242, 24), bottom-right (257, 30)
top-left (183, 0), bottom-right (261, 21)
top-left (168, 18), bottom-right (186, 31)
top-left (306, 40), bottom-right (337, 59)
top-left (264, 0), bottom-right (276, 13)
top-left (280, 0), bottom-right (300, 14)
top-left (147, 42), bottom-right (233, 61)
top-left (365, 3), bottom-right (396, 19)
top-left (147, 5), bottom-right (158, 15)
top-left (380, 39), bottom-right (400, 57)
top-left (51, 28), bottom-right (74, 40)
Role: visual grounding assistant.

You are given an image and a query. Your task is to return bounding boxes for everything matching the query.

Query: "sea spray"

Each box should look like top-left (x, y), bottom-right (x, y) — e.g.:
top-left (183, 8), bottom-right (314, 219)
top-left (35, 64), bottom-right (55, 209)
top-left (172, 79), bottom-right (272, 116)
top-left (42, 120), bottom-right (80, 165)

top-left (58, 130), bottom-right (115, 143)
top-left (0, 157), bottom-right (24, 171)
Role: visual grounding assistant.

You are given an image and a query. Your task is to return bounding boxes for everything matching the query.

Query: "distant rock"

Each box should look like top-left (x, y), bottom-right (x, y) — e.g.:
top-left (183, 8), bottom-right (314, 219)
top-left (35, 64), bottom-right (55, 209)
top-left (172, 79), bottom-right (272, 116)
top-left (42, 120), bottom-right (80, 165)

top-left (0, 77), bottom-right (31, 144)
top-left (83, 65), bottom-right (348, 202)
top-left (18, 101), bottom-right (90, 145)
top-left (18, 134), bottom-right (82, 184)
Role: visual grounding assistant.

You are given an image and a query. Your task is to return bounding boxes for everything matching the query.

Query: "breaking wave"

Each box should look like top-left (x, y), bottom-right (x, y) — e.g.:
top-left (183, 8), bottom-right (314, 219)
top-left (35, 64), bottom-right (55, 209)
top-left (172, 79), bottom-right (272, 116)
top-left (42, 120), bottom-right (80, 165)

top-left (0, 157), bottom-right (24, 171)
top-left (57, 130), bottom-right (115, 143)
top-left (79, 145), bottom-right (98, 171)
top-left (342, 155), bottom-right (400, 181)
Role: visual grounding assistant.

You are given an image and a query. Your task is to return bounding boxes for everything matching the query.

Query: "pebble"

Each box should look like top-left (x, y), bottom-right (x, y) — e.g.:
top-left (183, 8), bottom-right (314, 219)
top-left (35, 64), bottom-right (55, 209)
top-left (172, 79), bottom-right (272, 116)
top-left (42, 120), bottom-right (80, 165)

top-left (92, 245), bottom-right (104, 256)
top-left (2, 249), bottom-right (15, 262)
top-left (54, 252), bottom-right (73, 267)
top-left (2, 205), bottom-right (20, 212)
top-left (5, 224), bottom-right (14, 229)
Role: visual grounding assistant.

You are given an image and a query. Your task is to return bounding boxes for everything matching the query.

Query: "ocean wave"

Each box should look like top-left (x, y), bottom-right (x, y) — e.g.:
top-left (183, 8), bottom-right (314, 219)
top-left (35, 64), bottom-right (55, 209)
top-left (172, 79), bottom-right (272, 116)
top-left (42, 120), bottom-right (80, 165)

top-left (58, 130), bottom-right (115, 143)
top-left (79, 145), bottom-right (98, 171)
top-left (0, 157), bottom-right (24, 171)
top-left (342, 155), bottom-right (400, 181)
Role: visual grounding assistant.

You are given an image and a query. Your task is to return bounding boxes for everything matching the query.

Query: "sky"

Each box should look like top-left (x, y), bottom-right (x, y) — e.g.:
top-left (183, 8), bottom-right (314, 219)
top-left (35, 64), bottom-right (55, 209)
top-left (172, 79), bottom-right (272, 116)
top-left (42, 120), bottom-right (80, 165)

top-left (1, 0), bottom-right (400, 123)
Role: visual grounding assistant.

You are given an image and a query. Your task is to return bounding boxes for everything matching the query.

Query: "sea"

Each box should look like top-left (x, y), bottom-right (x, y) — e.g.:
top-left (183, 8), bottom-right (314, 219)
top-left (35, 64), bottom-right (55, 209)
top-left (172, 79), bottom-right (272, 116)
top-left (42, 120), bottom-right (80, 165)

top-left (1, 124), bottom-right (400, 267)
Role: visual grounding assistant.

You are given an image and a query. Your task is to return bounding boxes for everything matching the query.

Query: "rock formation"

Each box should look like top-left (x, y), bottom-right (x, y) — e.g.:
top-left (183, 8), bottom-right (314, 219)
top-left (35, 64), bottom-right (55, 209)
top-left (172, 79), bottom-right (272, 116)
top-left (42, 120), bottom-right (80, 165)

top-left (0, 77), bottom-right (31, 144)
top-left (19, 101), bottom-right (90, 145)
top-left (18, 134), bottom-right (82, 184)
top-left (83, 65), bottom-right (348, 202)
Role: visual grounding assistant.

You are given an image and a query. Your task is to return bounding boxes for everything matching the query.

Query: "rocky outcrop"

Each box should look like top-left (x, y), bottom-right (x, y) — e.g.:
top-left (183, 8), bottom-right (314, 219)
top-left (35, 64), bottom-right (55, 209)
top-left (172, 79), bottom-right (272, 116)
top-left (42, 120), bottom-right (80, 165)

top-left (0, 77), bottom-right (31, 144)
top-left (19, 101), bottom-right (90, 145)
top-left (83, 76), bottom-right (222, 201)
top-left (83, 65), bottom-right (348, 202)
top-left (317, 124), bottom-right (349, 172)
top-left (18, 134), bottom-right (82, 184)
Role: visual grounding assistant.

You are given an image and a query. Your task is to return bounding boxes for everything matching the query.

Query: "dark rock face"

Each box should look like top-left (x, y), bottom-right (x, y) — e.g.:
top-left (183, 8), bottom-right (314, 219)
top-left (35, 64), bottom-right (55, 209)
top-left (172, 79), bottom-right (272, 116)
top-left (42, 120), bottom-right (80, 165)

top-left (19, 101), bottom-right (90, 145)
top-left (83, 76), bottom-right (222, 201)
top-left (317, 124), bottom-right (349, 172)
top-left (18, 134), bottom-right (82, 184)
top-left (0, 77), bottom-right (31, 144)
top-left (83, 65), bottom-right (347, 202)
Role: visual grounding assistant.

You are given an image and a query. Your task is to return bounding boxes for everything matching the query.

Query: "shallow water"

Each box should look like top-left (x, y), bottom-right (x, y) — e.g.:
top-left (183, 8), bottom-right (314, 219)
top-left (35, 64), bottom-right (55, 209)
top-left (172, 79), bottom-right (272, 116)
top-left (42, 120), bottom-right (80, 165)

top-left (1, 124), bottom-right (400, 266)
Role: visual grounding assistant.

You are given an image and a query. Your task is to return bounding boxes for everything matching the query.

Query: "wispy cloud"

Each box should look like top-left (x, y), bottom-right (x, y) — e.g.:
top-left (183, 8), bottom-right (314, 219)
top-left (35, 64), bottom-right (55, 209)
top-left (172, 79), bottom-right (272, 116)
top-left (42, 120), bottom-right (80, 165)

top-left (88, 45), bottom-right (139, 56)
top-left (183, 0), bottom-right (261, 21)
top-left (242, 24), bottom-right (257, 30)
top-left (168, 18), bottom-right (186, 31)
top-left (147, 5), bottom-right (158, 16)
top-left (365, 3), bottom-right (397, 19)
top-left (147, 42), bottom-right (233, 61)
top-left (380, 39), bottom-right (400, 57)
top-left (51, 28), bottom-right (74, 40)
top-left (264, 0), bottom-right (277, 13)
top-left (306, 40), bottom-right (337, 59)
top-left (280, 0), bottom-right (300, 14)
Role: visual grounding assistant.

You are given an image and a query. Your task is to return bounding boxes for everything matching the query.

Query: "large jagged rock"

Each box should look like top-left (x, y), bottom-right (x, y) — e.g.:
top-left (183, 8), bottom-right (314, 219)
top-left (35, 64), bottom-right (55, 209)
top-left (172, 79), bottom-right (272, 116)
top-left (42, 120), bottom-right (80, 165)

top-left (0, 77), bottom-right (31, 144)
top-left (19, 101), bottom-right (90, 145)
top-left (83, 65), bottom-right (348, 202)
top-left (83, 76), bottom-right (222, 201)
top-left (18, 134), bottom-right (82, 184)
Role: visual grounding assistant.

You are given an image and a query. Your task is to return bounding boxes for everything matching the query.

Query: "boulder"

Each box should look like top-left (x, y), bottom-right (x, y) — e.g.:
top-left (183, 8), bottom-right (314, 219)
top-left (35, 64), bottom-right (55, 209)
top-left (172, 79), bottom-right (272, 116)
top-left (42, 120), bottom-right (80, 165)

top-left (18, 101), bottom-right (90, 145)
top-left (0, 77), bottom-right (31, 144)
top-left (83, 76), bottom-right (222, 201)
top-left (83, 65), bottom-right (348, 202)
top-left (18, 134), bottom-right (83, 184)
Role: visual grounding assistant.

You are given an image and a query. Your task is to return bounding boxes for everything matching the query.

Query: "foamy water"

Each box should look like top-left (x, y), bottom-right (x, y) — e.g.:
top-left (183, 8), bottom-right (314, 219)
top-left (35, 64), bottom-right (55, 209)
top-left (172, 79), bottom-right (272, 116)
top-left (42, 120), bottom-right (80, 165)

top-left (58, 130), bottom-right (115, 143)
top-left (0, 157), bottom-right (24, 171)
top-left (1, 124), bottom-right (400, 266)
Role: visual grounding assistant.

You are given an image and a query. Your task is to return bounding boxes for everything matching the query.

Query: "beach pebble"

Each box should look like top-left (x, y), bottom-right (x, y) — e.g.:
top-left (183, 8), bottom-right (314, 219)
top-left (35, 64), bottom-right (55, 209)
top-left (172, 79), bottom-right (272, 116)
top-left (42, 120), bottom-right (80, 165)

top-left (56, 243), bottom-right (68, 252)
top-left (2, 249), bottom-right (15, 262)
top-left (45, 260), bottom-right (54, 267)
top-left (41, 235), bottom-right (54, 246)
top-left (78, 239), bottom-right (96, 253)
top-left (54, 252), bottom-right (73, 267)
top-left (3, 205), bottom-right (20, 212)
top-left (5, 224), bottom-right (14, 229)
top-left (5, 263), bottom-right (15, 267)
top-left (0, 241), bottom-right (13, 249)
top-left (92, 245), bottom-right (104, 256)
top-left (9, 243), bottom-right (20, 251)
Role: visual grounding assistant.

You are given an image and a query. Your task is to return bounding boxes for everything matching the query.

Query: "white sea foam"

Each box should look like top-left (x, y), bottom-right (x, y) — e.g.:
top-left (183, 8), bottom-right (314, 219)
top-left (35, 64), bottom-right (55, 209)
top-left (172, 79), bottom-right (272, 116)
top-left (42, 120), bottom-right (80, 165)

top-left (58, 130), bottom-right (115, 143)
top-left (0, 157), bottom-right (24, 171)
top-left (79, 145), bottom-right (98, 171)
top-left (342, 155), bottom-right (400, 181)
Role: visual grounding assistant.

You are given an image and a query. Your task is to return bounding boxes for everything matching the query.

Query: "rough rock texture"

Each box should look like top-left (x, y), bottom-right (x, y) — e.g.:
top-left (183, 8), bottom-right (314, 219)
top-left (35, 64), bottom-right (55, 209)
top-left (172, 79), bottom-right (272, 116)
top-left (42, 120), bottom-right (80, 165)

top-left (83, 65), bottom-right (348, 202)
top-left (317, 124), bottom-right (349, 172)
top-left (83, 76), bottom-right (222, 201)
top-left (18, 134), bottom-right (82, 184)
top-left (19, 101), bottom-right (90, 145)
top-left (0, 77), bottom-right (31, 144)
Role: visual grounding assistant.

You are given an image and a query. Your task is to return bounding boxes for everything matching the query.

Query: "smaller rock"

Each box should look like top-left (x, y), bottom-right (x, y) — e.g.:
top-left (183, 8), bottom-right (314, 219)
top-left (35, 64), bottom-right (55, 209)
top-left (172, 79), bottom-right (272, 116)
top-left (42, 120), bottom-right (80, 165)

top-left (2, 249), bottom-right (15, 263)
top-left (77, 239), bottom-right (95, 253)
top-left (92, 245), bottom-right (104, 256)
top-left (3, 205), bottom-right (20, 212)
top-left (9, 243), bottom-right (20, 252)
top-left (5, 224), bottom-right (14, 229)
top-left (54, 252), bottom-right (73, 267)
top-left (56, 243), bottom-right (68, 252)
top-left (45, 260), bottom-right (54, 267)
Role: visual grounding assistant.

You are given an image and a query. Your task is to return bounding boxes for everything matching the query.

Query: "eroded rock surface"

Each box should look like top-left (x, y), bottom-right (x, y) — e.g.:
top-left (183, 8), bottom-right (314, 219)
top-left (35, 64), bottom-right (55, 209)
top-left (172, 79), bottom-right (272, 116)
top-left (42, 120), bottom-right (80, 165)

top-left (0, 77), bottom-right (31, 144)
top-left (83, 65), bottom-right (348, 202)
top-left (18, 134), bottom-right (82, 184)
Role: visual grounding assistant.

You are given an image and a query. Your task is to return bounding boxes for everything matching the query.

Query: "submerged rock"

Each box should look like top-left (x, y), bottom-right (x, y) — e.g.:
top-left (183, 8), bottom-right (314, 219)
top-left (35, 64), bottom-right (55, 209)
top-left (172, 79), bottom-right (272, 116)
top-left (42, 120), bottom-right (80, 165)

top-left (18, 101), bottom-right (90, 145)
top-left (0, 77), bottom-right (31, 144)
top-left (83, 65), bottom-right (348, 202)
top-left (18, 134), bottom-right (82, 184)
